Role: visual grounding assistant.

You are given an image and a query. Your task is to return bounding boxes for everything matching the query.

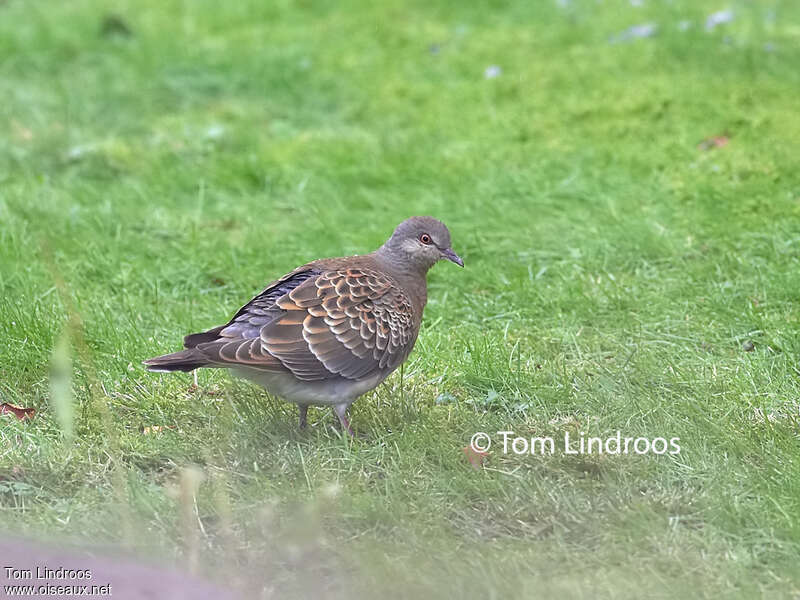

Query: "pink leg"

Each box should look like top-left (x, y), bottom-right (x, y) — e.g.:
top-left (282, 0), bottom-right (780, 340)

top-left (333, 403), bottom-right (354, 437)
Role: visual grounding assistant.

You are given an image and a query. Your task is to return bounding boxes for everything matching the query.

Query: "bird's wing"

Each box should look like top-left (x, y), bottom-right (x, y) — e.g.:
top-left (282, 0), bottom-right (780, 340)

top-left (192, 267), bottom-right (417, 381)
top-left (183, 267), bottom-right (318, 347)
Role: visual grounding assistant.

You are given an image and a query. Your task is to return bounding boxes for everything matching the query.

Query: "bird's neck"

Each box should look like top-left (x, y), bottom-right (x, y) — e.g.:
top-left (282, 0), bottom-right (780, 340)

top-left (374, 245), bottom-right (428, 277)
top-left (373, 246), bottom-right (429, 310)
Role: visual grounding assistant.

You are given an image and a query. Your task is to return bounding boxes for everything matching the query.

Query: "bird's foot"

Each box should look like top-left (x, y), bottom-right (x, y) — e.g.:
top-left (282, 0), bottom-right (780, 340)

top-left (188, 369), bottom-right (199, 392)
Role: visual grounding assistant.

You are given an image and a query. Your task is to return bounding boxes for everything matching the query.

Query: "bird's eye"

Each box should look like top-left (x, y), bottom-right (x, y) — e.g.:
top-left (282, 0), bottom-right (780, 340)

top-left (419, 233), bottom-right (433, 245)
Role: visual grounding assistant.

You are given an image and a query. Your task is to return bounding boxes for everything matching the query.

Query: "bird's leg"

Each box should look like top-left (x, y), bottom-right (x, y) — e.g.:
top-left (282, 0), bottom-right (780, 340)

top-left (298, 404), bottom-right (309, 430)
top-left (188, 369), bottom-right (199, 392)
top-left (333, 403), bottom-right (354, 437)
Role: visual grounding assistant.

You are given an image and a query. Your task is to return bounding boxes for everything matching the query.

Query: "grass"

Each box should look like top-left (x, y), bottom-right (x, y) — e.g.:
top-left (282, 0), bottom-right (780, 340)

top-left (2, 0), bottom-right (800, 597)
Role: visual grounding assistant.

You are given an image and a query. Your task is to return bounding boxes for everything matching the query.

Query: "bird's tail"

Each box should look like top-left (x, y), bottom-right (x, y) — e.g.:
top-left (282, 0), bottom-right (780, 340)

top-left (142, 349), bottom-right (211, 373)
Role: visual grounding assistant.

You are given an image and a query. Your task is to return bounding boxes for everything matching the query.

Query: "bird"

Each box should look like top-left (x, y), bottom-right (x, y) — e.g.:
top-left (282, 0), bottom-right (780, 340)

top-left (143, 216), bottom-right (463, 436)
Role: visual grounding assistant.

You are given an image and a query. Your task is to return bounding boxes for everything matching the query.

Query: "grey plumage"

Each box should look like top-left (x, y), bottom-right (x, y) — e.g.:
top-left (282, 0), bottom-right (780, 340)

top-left (144, 216), bottom-right (462, 435)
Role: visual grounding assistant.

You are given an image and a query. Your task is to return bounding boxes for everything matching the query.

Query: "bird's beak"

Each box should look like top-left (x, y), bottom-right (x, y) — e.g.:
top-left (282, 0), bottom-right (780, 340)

top-left (440, 247), bottom-right (464, 267)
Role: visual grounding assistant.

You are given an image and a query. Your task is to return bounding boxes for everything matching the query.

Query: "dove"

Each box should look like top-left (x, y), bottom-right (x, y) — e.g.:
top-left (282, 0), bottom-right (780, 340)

top-left (144, 216), bottom-right (463, 435)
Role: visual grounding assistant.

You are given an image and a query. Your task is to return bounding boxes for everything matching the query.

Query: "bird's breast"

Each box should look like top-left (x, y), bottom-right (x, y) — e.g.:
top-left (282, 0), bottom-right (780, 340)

top-left (232, 367), bottom-right (389, 406)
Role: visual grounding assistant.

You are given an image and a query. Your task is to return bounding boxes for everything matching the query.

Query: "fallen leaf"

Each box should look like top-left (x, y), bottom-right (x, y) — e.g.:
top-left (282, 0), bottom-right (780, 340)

top-left (0, 403), bottom-right (36, 421)
top-left (698, 135), bottom-right (729, 151)
top-left (462, 446), bottom-right (488, 470)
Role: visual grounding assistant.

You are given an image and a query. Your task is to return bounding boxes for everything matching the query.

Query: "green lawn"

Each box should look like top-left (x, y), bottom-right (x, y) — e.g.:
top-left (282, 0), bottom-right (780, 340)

top-left (2, 0), bottom-right (800, 597)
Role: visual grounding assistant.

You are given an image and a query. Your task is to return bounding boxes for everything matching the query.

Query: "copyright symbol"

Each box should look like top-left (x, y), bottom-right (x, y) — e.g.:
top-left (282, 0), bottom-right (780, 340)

top-left (470, 432), bottom-right (491, 453)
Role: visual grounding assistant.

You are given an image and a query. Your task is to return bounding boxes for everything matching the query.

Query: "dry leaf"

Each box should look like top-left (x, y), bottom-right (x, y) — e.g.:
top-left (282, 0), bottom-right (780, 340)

top-left (0, 403), bottom-right (36, 421)
top-left (462, 446), bottom-right (488, 470)
top-left (698, 135), bottom-right (729, 151)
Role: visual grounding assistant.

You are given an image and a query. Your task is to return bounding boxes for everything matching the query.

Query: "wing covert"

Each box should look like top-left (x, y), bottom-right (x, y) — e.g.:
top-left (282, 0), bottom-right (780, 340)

top-left (262, 268), bottom-right (416, 381)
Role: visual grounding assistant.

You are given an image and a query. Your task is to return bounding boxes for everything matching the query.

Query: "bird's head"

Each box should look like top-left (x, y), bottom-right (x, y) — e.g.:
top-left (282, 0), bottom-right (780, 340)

top-left (379, 216), bottom-right (464, 273)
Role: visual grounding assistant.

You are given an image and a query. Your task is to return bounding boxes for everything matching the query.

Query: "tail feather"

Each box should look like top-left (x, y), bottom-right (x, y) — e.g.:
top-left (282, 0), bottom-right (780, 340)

top-left (143, 349), bottom-right (210, 373)
top-left (183, 325), bottom-right (226, 348)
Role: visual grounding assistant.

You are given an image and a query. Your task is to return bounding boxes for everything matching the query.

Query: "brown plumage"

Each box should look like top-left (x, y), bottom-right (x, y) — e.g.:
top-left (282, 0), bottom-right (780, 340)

top-left (144, 216), bottom-right (463, 435)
